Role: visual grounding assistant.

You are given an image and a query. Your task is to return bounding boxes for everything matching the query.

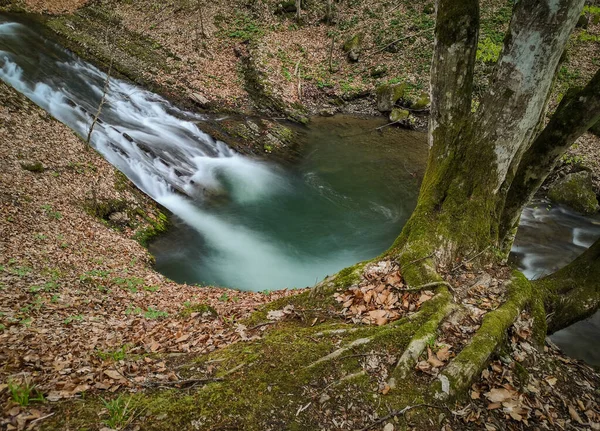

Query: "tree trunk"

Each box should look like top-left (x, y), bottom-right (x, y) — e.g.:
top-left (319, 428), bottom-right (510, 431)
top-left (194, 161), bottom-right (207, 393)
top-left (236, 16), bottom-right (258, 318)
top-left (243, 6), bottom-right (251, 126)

top-left (538, 237), bottom-right (600, 333)
top-left (396, 0), bottom-right (585, 281)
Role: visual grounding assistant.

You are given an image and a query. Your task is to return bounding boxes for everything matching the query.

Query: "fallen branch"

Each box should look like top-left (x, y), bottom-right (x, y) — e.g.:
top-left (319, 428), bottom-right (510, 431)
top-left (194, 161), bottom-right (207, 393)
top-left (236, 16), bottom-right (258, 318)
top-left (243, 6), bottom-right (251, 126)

top-left (375, 120), bottom-right (401, 131)
top-left (28, 412), bottom-right (55, 426)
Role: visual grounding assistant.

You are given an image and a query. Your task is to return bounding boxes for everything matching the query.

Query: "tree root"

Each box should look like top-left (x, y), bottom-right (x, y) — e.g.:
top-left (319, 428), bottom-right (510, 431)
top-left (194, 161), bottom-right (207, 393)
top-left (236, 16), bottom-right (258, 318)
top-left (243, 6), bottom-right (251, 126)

top-left (306, 337), bottom-right (373, 369)
top-left (393, 289), bottom-right (455, 379)
top-left (436, 272), bottom-right (532, 399)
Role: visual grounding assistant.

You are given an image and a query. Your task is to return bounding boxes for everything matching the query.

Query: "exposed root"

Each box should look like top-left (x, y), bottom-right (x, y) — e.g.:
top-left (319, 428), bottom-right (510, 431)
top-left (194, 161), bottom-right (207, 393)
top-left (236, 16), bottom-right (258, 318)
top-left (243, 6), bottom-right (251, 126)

top-left (393, 289), bottom-right (455, 379)
top-left (306, 337), bottom-right (373, 369)
top-left (437, 272), bottom-right (532, 399)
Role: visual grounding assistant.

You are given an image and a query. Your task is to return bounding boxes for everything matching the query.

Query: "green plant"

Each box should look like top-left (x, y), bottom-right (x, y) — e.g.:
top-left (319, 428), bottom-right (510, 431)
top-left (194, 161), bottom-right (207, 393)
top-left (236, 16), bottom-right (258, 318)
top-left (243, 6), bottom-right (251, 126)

top-left (218, 292), bottom-right (230, 302)
top-left (29, 281), bottom-right (58, 293)
top-left (101, 394), bottom-right (135, 429)
top-left (143, 285), bottom-right (160, 293)
top-left (41, 204), bottom-right (62, 220)
top-left (180, 302), bottom-right (217, 318)
top-left (12, 266), bottom-right (33, 277)
top-left (144, 307), bottom-right (169, 319)
top-left (476, 37), bottom-right (502, 63)
top-left (64, 314), bottom-right (84, 325)
top-left (112, 276), bottom-right (145, 293)
top-left (8, 380), bottom-right (45, 406)
top-left (97, 345), bottom-right (130, 361)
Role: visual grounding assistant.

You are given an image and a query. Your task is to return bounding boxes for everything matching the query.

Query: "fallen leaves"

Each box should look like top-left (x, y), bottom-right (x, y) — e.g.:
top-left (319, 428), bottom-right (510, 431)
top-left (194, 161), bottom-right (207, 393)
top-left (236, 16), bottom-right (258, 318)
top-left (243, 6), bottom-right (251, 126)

top-left (334, 260), bottom-right (435, 325)
top-left (458, 312), bottom-right (600, 430)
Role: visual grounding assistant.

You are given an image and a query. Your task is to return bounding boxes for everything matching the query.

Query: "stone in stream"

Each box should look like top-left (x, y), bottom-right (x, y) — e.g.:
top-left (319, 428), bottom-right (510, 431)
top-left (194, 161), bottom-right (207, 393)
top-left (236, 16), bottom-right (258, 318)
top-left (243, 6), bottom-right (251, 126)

top-left (389, 108), bottom-right (410, 122)
top-left (376, 83), bottom-right (406, 112)
top-left (548, 170), bottom-right (599, 215)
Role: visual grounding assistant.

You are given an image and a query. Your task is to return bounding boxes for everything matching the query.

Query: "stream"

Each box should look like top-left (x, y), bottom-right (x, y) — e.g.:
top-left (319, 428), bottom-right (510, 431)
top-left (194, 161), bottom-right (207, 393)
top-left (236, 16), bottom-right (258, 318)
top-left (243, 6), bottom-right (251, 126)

top-left (1, 15), bottom-right (599, 366)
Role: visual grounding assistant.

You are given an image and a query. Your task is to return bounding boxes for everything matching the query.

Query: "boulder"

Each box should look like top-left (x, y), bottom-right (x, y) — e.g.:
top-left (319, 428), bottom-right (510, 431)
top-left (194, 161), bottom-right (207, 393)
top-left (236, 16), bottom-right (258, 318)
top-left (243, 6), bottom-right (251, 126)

top-left (343, 33), bottom-right (363, 63)
top-left (190, 92), bottom-right (210, 108)
top-left (411, 92), bottom-right (431, 110)
top-left (376, 83), bottom-right (406, 112)
top-left (548, 170), bottom-right (599, 215)
top-left (389, 108), bottom-right (409, 122)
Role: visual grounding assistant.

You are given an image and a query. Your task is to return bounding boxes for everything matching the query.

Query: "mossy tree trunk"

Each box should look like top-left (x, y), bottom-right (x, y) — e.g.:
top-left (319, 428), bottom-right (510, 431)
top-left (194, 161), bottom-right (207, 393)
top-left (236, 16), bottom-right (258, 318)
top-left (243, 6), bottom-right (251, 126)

top-left (538, 236), bottom-right (600, 334)
top-left (395, 0), bottom-right (587, 284)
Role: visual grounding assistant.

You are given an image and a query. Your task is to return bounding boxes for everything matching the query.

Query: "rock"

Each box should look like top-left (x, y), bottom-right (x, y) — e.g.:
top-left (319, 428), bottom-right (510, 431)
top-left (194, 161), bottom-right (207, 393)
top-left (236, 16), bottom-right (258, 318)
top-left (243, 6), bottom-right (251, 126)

top-left (376, 83), bottom-right (406, 112)
top-left (411, 92), bottom-right (431, 110)
top-left (577, 14), bottom-right (589, 29)
top-left (548, 170), bottom-right (599, 215)
top-left (370, 64), bottom-right (388, 78)
top-left (343, 33), bottom-right (363, 62)
top-left (389, 108), bottom-right (409, 122)
top-left (109, 211), bottom-right (130, 225)
top-left (190, 92), bottom-right (210, 108)
top-left (319, 107), bottom-right (336, 117)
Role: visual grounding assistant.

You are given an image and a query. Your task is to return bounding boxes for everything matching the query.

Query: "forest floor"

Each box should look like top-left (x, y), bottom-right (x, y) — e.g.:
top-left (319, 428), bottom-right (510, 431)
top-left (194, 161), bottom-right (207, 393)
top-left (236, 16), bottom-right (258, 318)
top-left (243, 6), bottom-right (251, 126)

top-left (1, 1), bottom-right (600, 430)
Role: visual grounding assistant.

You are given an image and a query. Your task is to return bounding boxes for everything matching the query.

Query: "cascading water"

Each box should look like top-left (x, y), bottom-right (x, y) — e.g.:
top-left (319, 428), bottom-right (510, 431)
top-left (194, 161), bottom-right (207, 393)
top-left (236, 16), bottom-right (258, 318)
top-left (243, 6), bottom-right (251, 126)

top-left (0, 16), bottom-right (424, 291)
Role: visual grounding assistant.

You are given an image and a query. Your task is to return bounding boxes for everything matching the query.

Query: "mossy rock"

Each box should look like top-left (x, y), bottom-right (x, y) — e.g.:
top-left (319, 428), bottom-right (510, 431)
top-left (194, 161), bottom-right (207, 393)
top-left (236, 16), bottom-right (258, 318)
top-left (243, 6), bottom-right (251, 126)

top-left (376, 83), bottom-right (407, 112)
top-left (411, 92), bottom-right (431, 110)
top-left (548, 170), bottom-right (599, 215)
top-left (389, 108), bottom-right (409, 122)
top-left (369, 64), bottom-right (388, 78)
top-left (342, 33), bottom-right (363, 62)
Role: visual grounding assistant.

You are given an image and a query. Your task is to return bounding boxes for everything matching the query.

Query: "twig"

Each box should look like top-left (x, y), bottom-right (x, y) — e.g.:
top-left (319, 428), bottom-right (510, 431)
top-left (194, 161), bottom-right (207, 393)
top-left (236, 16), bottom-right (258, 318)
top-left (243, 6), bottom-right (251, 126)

top-left (144, 377), bottom-right (223, 388)
top-left (248, 321), bottom-right (274, 331)
top-left (359, 403), bottom-right (448, 431)
top-left (450, 246), bottom-right (491, 272)
top-left (28, 412), bottom-right (55, 426)
top-left (404, 254), bottom-right (436, 269)
top-left (375, 120), bottom-right (401, 131)
top-left (328, 34), bottom-right (336, 72)
top-left (86, 32), bottom-right (114, 147)
top-left (366, 27), bottom-right (434, 57)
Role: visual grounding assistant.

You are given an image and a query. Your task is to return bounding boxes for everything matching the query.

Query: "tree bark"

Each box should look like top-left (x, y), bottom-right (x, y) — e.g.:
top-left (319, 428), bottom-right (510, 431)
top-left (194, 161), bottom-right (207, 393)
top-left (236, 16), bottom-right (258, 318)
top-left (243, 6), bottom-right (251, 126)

top-left (538, 237), bottom-right (600, 333)
top-left (396, 0), bottom-right (586, 278)
top-left (499, 68), bottom-right (600, 247)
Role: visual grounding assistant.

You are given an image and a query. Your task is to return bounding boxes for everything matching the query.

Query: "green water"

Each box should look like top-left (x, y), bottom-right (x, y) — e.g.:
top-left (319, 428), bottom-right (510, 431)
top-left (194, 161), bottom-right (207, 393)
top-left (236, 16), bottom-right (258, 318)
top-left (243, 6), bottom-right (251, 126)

top-left (150, 116), bottom-right (428, 291)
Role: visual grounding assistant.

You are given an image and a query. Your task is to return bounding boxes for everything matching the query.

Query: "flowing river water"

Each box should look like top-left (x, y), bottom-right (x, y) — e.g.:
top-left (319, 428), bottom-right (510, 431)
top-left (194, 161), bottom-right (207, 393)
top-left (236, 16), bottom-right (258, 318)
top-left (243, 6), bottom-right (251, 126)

top-left (1, 15), bottom-right (599, 365)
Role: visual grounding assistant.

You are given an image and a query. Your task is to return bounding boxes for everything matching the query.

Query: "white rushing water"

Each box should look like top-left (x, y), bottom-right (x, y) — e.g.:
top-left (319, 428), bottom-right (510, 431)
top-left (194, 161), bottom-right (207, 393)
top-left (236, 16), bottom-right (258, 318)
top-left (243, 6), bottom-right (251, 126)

top-left (0, 18), bottom-right (411, 291)
top-left (0, 20), bottom-right (316, 289)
